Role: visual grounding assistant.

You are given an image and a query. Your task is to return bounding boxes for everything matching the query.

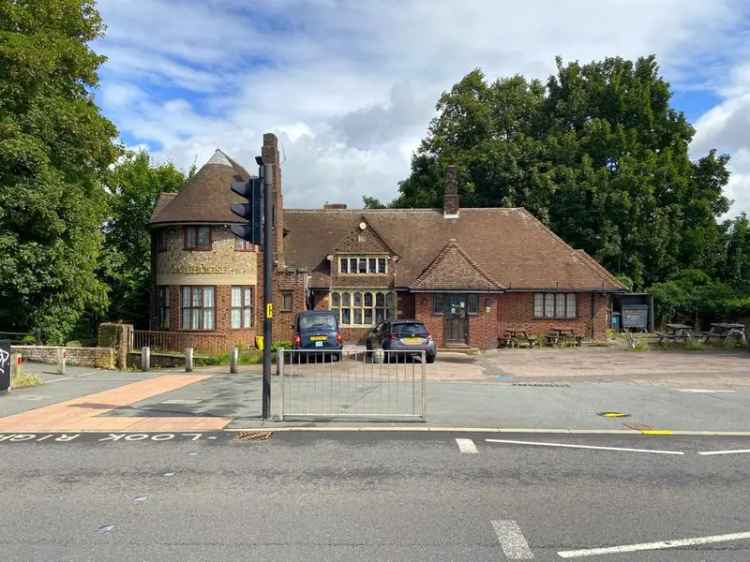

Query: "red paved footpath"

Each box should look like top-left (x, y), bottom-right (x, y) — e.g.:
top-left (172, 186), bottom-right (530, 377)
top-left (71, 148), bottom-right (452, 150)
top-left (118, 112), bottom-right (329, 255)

top-left (0, 375), bottom-right (230, 432)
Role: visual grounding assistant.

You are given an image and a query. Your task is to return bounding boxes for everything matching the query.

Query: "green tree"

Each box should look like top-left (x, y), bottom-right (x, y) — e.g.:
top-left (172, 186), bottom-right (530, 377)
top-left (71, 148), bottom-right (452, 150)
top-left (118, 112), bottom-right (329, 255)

top-left (648, 269), bottom-right (733, 328)
top-left (389, 57), bottom-right (731, 289)
top-left (362, 195), bottom-right (387, 209)
top-left (0, 0), bottom-right (119, 342)
top-left (101, 151), bottom-right (185, 327)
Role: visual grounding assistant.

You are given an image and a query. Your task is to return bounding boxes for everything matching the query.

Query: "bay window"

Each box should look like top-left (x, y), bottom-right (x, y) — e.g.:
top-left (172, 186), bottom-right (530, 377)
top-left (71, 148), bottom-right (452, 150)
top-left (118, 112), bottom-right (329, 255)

top-left (330, 290), bottom-right (395, 326)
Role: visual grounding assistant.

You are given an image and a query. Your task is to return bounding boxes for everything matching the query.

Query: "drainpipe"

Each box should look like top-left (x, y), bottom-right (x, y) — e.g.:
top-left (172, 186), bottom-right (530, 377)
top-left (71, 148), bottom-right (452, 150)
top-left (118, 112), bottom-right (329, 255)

top-left (590, 293), bottom-right (596, 339)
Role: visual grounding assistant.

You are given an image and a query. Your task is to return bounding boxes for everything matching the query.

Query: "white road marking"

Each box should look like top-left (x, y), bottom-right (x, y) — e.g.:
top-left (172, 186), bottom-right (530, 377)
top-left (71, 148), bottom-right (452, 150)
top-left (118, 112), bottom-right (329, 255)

top-left (491, 520), bottom-right (534, 559)
top-left (455, 438), bottom-right (478, 454)
top-left (485, 439), bottom-right (684, 455)
top-left (676, 389), bottom-right (735, 394)
top-left (558, 530), bottom-right (750, 558)
top-left (698, 448), bottom-right (750, 456)
top-left (161, 399), bottom-right (202, 405)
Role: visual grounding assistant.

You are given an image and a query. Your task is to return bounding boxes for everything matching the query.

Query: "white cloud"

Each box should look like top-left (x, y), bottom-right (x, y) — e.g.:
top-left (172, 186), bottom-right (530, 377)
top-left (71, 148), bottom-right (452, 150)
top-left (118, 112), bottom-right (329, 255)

top-left (94, 0), bottom-right (749, 210)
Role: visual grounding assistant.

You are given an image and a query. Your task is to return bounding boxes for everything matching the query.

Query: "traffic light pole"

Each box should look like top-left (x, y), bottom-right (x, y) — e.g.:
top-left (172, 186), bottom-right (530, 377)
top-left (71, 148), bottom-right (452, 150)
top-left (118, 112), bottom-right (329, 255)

top-left (262, 163), bottom-right (273, 419)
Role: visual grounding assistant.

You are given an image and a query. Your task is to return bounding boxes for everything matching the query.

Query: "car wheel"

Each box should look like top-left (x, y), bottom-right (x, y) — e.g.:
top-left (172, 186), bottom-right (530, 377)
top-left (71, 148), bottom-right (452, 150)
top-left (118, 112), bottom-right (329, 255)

top-left (426, 354), bottom-right (436, 364)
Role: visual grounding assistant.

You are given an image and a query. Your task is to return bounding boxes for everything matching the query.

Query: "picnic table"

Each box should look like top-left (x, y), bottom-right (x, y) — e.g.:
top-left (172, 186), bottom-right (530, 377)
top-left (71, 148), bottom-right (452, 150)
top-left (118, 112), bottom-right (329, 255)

top-left (544, 328), bottom-right (583, 347)
top-left (703, 323), bottom-right (747, 344)
top-left (501, 329), bottom-right (539, 348)
top-left (657, 323), bottom-right (693, 344)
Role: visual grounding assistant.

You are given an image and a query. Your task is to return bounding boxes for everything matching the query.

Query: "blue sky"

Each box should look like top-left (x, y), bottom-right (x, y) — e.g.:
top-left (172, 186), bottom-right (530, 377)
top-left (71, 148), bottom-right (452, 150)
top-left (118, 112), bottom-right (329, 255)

top-left (94, 0), bottom-right (750, 216)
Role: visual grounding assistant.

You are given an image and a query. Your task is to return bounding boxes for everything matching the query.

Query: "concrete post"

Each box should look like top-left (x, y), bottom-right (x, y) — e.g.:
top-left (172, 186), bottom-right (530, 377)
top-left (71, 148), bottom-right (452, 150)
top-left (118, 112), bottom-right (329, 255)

top-left (141, 346), bottom-right (150, 371)
top-left (230, 346), bottom-right (239, 374)
top-left (57, 347), bottom-right (66, 375)
top-left (185, 347), bottom-right (193, 372)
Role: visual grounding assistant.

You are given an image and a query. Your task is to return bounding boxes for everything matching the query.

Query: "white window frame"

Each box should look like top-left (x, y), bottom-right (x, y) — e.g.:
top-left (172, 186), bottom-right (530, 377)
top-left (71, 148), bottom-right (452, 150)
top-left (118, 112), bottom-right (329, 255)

top-left (338, 256), bottom-right (388, 275)
top-left (533, 292), bottom-right (577, 320)
top-left (230, 286), bottom-right (254, 329)
top-left (329, 290), bottom-right (395, 327)
top-left (180, 286), bottom-right (215, 330)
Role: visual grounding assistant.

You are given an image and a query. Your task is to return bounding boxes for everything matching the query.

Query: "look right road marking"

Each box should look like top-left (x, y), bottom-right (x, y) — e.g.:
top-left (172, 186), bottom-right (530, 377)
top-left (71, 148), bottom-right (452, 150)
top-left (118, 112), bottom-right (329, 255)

top-left (491, 520), bottom-right (534, 559)
top-left (558, 530), bottom-right (750, 558)
top-left (455, 438), bottom-right (478, 454)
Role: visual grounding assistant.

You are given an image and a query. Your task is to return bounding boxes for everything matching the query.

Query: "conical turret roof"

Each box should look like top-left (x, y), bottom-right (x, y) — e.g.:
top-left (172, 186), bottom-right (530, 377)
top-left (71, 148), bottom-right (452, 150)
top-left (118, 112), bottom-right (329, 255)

top-left (150, 149), bottom-right (252, 225)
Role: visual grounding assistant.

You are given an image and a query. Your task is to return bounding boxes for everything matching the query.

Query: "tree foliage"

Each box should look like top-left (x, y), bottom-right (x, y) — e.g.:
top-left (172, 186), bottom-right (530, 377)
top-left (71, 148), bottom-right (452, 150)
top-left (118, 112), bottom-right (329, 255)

top-left (101, 152), bottom-right (185, 328)
top-left (391, 57), bottom-right (731, 292)
top-left (0, 0), bottom-right (119, 342)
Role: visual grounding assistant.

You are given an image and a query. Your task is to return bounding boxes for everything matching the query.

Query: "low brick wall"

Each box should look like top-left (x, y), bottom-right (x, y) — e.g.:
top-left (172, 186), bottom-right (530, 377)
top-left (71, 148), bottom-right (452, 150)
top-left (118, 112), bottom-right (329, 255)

top-left (11, 346), bottom-right (115, 369)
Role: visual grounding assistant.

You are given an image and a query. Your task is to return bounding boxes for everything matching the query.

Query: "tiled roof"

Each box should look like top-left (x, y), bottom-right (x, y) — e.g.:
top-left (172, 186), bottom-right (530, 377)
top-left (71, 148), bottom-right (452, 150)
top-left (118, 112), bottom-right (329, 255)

top-left (411, 239), bottom-right (504, 291)
top-left (150, 149), bottom-right (251, 225)
top-left (283, 207), bottom-right (625, 291)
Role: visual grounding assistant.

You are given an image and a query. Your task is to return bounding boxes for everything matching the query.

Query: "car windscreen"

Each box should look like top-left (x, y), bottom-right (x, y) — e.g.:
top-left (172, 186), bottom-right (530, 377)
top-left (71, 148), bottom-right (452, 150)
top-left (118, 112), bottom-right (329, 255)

top-left (299, 314), bottom-right (337, 331)
top-left (391, 323), bottom-right (428, 337)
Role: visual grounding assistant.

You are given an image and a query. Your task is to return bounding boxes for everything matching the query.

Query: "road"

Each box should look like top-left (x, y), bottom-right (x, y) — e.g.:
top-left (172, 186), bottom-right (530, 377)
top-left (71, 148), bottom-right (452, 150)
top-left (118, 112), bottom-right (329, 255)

top-left (2, 431), bottom-right (750, 561)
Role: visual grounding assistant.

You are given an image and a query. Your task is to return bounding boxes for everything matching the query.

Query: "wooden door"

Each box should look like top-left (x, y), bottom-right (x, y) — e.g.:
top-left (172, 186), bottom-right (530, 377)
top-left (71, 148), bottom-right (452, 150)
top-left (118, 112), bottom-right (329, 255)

top-left (444, 294), bottom-right (467, 343)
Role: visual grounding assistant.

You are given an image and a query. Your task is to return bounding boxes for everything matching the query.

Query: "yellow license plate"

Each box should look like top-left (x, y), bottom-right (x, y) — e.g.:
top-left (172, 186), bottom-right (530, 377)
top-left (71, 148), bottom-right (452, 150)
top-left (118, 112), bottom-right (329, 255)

top-left (309, 335), bottom-right (327, 341)
top-left (402, 337), bottom-right (423, 345)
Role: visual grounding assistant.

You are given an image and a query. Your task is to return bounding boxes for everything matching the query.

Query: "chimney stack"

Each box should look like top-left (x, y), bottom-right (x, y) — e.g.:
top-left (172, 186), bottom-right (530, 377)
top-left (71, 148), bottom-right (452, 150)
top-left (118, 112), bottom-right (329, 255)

top-left (443, 165), bottom-right (459, 218)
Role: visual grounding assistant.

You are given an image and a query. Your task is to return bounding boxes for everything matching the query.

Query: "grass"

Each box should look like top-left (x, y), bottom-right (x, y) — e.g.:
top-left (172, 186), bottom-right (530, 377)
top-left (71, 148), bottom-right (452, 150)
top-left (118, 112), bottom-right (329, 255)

top-left (194, 349), bottom-right (262, 366)
top-left (11, 369), bottom-right (42, 389)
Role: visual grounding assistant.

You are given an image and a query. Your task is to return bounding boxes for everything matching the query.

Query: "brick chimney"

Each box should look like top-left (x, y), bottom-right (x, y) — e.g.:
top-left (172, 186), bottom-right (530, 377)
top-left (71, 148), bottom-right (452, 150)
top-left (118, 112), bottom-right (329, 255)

top-left (443, 165), bottom-right (459, 218)
top-left (261, 133), bottom-right (284, 264)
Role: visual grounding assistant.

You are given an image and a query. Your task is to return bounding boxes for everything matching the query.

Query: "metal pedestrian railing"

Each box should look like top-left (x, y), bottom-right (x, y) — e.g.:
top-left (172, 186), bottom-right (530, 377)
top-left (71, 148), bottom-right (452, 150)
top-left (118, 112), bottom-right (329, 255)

top-left (278, 349), bottom-right (426, 420)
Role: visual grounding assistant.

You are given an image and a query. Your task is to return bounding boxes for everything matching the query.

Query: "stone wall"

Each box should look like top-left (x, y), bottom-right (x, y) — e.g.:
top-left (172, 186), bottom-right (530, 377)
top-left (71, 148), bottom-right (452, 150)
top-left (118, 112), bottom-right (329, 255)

top-left (11, 346), bottom-right (115, 369)
top-left (155, 225), bottom-right (258, 285)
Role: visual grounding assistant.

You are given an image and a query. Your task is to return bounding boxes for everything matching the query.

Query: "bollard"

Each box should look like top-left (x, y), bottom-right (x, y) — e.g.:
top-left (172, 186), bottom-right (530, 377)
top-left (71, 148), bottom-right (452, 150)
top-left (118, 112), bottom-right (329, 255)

top-left (57, 347), bottom-right (66, 375)
top-left (185, 347), bottom-right (193, 372)
top-left (230, 346), bottom-right (239, 374)
top-left (141, 346), bottom-right (150, 371)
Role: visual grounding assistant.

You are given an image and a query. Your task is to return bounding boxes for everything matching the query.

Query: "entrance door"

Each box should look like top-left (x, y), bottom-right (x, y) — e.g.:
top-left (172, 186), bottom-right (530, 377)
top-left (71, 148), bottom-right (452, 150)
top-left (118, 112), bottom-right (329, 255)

top-left (443, 294), bottom-right (468, 344)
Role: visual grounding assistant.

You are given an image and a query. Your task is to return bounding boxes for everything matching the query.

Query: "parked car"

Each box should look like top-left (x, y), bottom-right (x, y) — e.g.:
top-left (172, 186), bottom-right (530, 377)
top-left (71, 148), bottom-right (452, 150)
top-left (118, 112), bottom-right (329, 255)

top-left (293, 311), bottom-right (343, 359)
top-left (366, 320), bottom-right (436, 363)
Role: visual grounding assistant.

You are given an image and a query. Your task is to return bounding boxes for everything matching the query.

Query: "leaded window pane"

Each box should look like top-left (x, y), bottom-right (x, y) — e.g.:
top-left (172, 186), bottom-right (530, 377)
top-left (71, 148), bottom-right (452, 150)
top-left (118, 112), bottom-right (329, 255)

top-left (197, 226), bottom-right (210, 246)
top-left (342, 292), bottom-right (351, 306)
top-left (555, 293), bottom-right (566, 318)
top-left (378, 258), bottom-right (386, 273)
top-left (231, 287), bottom-right (241, 307)
top-left (544, 294), bottom-right (554, 318)
top-left (375, 293), bottom-right (384, 306)
top-left (533, 294), bottom-right (544, 318)
top-left (566, 294), bottom-right (577, 318)
top-left (364, 292), bottom-right (373, 307)
top-left (231, 309), bottom-right (241, 329)
top-left (332, 292), bottom-right (340, 307)
top-left (353, 309), bottom-right (362, 325)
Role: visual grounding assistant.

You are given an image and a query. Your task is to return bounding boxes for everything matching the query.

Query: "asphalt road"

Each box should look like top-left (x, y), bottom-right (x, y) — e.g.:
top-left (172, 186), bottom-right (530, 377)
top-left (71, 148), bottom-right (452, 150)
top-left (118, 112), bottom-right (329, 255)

top-left (2, 431), bottom-right (750, 561)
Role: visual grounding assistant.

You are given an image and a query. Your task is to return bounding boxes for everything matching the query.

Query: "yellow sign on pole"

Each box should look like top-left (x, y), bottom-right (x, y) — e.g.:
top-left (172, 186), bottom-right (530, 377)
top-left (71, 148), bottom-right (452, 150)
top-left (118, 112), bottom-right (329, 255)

top-left (266, 303), bottom-right (273, 319)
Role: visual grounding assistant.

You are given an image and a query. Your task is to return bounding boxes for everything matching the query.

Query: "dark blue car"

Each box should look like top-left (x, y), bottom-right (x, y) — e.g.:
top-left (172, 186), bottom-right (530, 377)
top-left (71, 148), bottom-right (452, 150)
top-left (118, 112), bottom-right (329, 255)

top-left (293, 311), bottom-right (343, 355)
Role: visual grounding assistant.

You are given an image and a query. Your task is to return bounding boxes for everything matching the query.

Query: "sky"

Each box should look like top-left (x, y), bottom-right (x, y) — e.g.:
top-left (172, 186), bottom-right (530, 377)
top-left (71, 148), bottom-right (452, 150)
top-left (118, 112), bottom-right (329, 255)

top-left (94, 0), bottom-right (750, 215)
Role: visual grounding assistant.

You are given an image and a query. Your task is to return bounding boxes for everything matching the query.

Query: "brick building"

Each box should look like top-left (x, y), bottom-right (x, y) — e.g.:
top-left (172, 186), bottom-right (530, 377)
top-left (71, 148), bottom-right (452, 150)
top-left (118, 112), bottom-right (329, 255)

top-left (149, 133), bottom-right (624, 351)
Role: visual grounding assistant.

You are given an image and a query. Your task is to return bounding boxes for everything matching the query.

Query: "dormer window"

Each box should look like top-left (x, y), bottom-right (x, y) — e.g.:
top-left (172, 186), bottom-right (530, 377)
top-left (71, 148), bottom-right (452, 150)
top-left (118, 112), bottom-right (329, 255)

top-left (184, 226), bottom-right (211, 251)
top-left (338, 256), bottom-right (388, 275)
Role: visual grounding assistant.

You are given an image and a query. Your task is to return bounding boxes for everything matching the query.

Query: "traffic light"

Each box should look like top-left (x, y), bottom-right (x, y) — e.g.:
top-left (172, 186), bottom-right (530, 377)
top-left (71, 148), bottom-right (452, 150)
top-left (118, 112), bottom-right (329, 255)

top-left (230, 174), bottom-right (263, 245)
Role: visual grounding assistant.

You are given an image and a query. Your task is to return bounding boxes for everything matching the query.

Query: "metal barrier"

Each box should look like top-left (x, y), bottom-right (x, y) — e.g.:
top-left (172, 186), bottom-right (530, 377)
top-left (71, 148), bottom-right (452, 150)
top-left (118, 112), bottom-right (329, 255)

top-left (279, 349), bottom-right (426, 420)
